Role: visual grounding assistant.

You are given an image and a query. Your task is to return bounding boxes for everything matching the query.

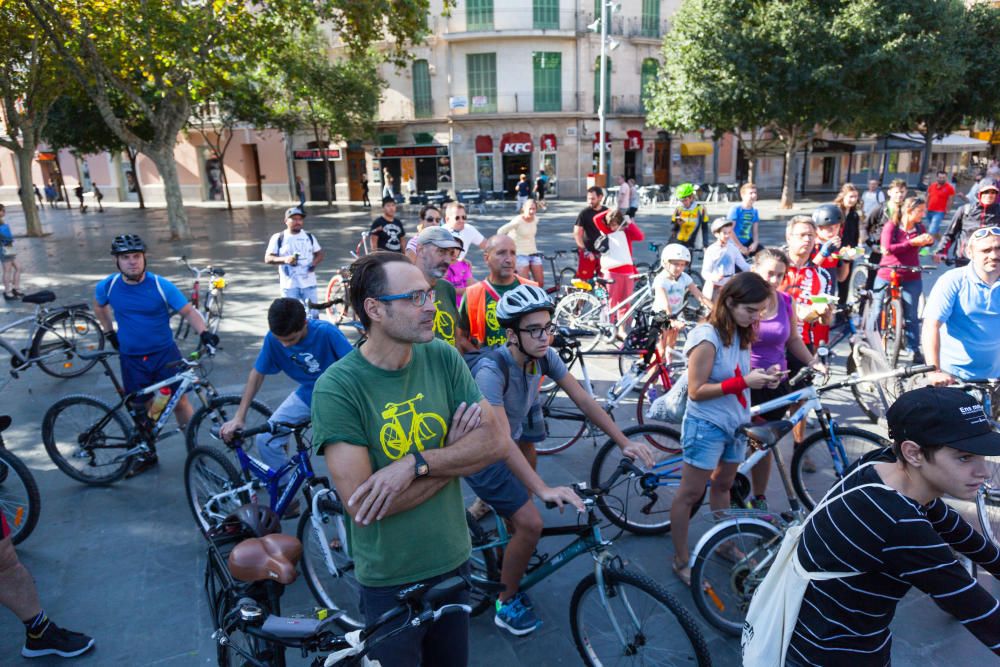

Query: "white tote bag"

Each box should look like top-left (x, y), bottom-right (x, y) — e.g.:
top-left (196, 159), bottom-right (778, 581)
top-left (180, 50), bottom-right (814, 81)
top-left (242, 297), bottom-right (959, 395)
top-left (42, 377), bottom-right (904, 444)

top-left (600, 228), bottom-right (632, 270)
top-left (741, 463), bottom-right (892, 666)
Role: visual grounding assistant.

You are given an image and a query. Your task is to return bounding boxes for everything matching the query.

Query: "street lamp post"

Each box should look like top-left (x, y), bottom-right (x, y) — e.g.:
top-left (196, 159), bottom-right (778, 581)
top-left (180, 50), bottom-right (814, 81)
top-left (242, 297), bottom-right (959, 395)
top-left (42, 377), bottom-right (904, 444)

top-left (598, 0), bottom-right (608, 179)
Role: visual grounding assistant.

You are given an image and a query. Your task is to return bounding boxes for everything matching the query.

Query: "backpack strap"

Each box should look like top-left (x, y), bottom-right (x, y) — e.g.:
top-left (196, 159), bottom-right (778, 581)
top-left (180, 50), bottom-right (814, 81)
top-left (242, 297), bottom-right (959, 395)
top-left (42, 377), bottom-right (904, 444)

top-left (105, 272), bottom-right (172, 313)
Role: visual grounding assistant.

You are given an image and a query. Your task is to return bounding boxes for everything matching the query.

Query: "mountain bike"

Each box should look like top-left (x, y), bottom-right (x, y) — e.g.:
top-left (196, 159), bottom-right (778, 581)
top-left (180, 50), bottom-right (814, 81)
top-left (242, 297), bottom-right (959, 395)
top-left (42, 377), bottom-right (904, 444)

top-left (466, 475), bottom-right (712, 666)
top-left (0, 416), bottom-right (40, 545)
top-left (324, 232), bottom-right (370, 325)
top-left (869, 263), bottom-right (933, 366)
top-left (174, 256), bottom-right (226, 340)
top-left (0, 290), bottom-right (105, 389)
top-left (552, 267), bottom-right (656, 352)
top-left (41, 347), bottom-right (271, 485)
top-left (185, 419), bottom-right (362, 630)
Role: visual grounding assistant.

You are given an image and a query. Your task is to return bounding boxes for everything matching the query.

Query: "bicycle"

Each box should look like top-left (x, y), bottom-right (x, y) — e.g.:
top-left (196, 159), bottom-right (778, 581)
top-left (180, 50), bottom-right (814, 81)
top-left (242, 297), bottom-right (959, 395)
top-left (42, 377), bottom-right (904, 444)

top-left (540, 249), bottom-right (578, 302)
top-left (538, 324), bottom-right (685, 455)
top-left (552, 266), bottom-right (657, 352)
top-left (185, 419), bottom-right (363, 630)
top-left (0, 416), bottom-right (40, 545)
top-left (0, 290), bottom-right (105, 388)
top-left (174, 255), bottom-right (226, 340)
top-left (41, 347), bottom-right (272, 485)
top-left (867, 262), bottom-right (934, 366)
top-left (324, 232), bottom-right (371, 325)
top-left (465, 476), bottom-right (712, 666)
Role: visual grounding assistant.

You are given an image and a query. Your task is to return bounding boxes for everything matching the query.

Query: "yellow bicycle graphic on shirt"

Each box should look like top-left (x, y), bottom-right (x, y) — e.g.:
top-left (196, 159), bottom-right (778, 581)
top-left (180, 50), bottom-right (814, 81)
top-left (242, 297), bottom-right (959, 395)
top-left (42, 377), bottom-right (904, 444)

top-left (433, 301), bottom-right (455, 345)
top-left (485, 301), bottom-right (500, 332)
top-left (378, 393), bottom-right (448, 460)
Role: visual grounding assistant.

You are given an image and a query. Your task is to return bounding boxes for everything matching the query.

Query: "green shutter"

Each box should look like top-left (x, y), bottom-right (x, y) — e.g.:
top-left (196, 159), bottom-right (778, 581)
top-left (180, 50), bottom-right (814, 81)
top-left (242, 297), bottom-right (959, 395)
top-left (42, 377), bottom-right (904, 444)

top-left (641, 0), bottom-right (660, 37)
top-left (593, 56), bottom-right (611, 113)
top-left (467, 53), bottom-right (497, 113)
top-left (413, 60), bottom-right (432, 118)
top-left (467, 0), bottom-right (494, 31)
top-left (640, 58), bottom-right (658, 113)
top-left (533, 52), bottom-right (562, 112)
top-left (533, 0), bottom-right (559, 29)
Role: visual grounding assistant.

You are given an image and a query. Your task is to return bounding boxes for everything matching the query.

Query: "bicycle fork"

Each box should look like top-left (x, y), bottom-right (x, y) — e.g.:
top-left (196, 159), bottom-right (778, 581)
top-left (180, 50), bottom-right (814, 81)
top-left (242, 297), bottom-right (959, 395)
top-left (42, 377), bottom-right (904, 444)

top-left (592, 551), bottom-right (642, 653)
top-left (304, 481), bottom-right (349, 579)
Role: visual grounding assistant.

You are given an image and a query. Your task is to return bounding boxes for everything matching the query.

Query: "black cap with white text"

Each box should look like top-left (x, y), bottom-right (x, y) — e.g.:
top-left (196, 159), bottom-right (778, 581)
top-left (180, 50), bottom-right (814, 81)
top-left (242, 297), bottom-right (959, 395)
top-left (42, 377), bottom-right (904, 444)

top-left (887, 387), bottom-right (1000, 456)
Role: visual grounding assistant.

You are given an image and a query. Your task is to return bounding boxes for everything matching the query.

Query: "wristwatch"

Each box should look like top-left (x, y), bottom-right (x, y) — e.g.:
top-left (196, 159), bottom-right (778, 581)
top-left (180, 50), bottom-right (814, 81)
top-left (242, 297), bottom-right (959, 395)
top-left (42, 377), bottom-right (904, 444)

top-left (412, 450), bottom-right (429, 478)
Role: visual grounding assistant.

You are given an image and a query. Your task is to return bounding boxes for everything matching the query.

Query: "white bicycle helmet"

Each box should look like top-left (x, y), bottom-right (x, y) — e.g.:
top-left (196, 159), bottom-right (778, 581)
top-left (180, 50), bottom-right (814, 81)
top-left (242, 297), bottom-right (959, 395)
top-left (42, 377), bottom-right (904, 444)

top-left (660, 243), bottom-right (692, 266)
top-left (496, 284), bottom-right (554, 324)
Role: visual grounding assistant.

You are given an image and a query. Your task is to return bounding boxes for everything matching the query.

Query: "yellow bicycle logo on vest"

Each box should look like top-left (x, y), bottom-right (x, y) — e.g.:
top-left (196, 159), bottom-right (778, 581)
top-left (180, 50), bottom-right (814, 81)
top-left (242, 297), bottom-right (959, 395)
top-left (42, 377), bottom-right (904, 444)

top-left (433, 300), bottom-right (455, 346)
top-left (378, 393), bottom-right (448, 460)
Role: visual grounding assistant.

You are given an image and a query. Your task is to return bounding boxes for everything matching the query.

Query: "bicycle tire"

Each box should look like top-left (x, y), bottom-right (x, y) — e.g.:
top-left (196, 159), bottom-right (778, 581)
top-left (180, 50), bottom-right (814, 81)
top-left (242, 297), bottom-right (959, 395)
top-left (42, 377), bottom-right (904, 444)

top-left (175, 315), bottom-right (191, 341)
top-left (791, 427), bottom-right (888, 511)
top-left (553, 291), bottom-right (607, 353)
top-left (848, 264), bottom-right (868, 304)
top-left (977, 486), bottom-right (1000, 550)
top-left (846, 349), bottom-right (878, 424)
top-left (636, 366), bottom-right (683, 433)
top-left (184, 446), bottom-right (249, 536)
top-left (216, 600), bottom-right (286, 667)
top-left (205, 290), bottom-right (224, 335)
top-left (0, 446), bottom-right (41, 545)
top-left (689, 521), bottom-right (782, 636)
top-left (325, 274), bottom-right (349, 324)
top-left (570, 567), bottom-right (712, 666)
top-left (42, 394), bottom-right (133, 485)
top-left (297, 492), bottom-right (365, 631)
top-left (466, 511), bottom-right (501, 617)
top-left (590, 427), bottom-right (701, 535)
top-left (31, 309), bottom-right (105, 378)
top-left (184, 396), bottom-right (273, 455)
top-left (537, 383), bottom-right (587, 455)
top-left (881, 299), bottom-right (904, 367)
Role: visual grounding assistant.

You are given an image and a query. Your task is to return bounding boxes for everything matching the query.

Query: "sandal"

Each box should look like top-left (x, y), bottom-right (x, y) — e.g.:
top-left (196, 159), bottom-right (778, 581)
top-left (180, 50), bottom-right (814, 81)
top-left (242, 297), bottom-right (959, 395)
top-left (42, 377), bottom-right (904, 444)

top-left (3, 292), bottom-right (15, 301)
top-left (715, 542), bottom-right (748, 564)
top-left (11, 289), bottom-right (24, 298)
top-left (672, 557), bottom-right (692, 586)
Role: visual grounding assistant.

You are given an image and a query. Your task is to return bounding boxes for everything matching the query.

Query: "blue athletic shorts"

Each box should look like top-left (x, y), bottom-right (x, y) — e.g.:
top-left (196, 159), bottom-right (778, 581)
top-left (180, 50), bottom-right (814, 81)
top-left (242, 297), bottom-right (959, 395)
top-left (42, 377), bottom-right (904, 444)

top-left (465, 462), bottom-right (531, 518)
top-left (119, 345), bottom-right (183, 395)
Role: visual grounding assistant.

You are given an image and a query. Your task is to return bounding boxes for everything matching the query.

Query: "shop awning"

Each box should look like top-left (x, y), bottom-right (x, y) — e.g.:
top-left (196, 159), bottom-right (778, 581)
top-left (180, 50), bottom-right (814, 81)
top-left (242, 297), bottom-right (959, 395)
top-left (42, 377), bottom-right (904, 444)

top-left (888, 133), bottom-right (989, 153)
top-left (680, 142), bottom-right (712, 157)
top-left (974, 131), bottom-right (1000, 145)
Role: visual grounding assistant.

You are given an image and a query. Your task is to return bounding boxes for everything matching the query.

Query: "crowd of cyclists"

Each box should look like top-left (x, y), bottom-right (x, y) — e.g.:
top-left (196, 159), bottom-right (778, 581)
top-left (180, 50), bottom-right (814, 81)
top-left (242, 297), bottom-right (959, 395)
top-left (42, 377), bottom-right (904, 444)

top-left (1, 164), bottom-right (999, 664)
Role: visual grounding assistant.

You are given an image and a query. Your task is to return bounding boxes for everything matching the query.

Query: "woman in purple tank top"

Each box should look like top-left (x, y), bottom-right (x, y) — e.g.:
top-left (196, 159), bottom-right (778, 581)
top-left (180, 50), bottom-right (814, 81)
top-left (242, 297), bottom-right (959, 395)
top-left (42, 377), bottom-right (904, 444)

top-left (748, 248), bottom-right (826, 509)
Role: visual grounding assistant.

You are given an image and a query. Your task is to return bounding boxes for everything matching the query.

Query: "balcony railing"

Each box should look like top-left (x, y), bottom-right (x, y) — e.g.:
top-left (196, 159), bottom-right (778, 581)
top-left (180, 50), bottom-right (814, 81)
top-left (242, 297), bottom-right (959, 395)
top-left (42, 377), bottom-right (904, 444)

top-left (455, 92), bottom-right (586, 114)
top-left (437, 8), bottom-right (581, 34)
top-left (379, 91), bottom-right (649, 122)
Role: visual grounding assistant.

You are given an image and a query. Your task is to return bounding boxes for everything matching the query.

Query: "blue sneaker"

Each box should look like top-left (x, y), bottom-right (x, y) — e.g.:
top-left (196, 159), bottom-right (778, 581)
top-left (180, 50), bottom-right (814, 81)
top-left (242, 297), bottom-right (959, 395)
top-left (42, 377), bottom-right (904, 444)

top-left (512, 591), bottom-right (534, 610)
top-left (495, 596), bottom-right (541, 636)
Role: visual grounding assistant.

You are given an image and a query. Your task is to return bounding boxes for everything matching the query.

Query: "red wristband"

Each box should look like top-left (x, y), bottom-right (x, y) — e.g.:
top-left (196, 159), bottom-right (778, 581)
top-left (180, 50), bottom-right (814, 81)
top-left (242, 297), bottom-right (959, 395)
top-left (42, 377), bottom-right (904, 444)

top-left (721, 375), bottom-right (748, 396)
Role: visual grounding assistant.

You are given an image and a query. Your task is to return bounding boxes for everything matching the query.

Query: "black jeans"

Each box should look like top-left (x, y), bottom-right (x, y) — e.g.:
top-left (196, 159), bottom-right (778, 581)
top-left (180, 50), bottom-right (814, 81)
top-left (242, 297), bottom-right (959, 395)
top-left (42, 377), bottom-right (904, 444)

top-left (359, 563), bottom-right (470, 667)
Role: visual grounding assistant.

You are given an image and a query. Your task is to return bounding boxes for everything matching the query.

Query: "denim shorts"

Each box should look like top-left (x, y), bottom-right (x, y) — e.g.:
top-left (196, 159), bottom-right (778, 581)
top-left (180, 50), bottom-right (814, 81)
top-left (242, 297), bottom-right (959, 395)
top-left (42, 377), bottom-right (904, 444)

top-left (516, 253), bottom-right (543, 269)
top-left (681, 415), bottom-right (746, 470)
top-left (464, 461), bottom-right (531, 518)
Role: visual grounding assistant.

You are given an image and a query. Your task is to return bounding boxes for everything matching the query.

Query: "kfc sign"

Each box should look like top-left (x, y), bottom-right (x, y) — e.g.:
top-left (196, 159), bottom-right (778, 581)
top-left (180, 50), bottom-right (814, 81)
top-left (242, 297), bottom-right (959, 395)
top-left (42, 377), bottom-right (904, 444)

top-left (593, 132), bottom-right (613, 152)
top-left (501, 132), bottom-right (533, 154)
top-left (625, 130), bottom-right (644, 151)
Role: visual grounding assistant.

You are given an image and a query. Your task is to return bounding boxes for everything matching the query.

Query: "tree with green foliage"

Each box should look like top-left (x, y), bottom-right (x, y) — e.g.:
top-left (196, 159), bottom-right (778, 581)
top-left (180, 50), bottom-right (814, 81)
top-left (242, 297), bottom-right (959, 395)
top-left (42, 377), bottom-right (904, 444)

top-left (0, 1), bottom-right (64, 236)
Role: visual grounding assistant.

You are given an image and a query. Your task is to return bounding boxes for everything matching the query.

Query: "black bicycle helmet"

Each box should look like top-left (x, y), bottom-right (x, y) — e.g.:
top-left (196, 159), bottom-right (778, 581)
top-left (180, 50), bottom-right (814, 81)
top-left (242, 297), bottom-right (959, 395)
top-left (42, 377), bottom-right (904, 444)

top-left (110, 234), bottom-right (146, 255)
top-left (214, 503), bottom-right (282, 540)
top-left (811, 204), bottom-right (843, 227)
top-left (496, 284), bottom-right (554, 326)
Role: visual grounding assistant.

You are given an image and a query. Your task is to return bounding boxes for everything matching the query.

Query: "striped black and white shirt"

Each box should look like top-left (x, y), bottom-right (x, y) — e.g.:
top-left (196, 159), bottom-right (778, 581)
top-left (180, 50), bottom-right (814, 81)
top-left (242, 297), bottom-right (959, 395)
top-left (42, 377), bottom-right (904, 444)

top-left (789, 451), bottom-right (1000, 666)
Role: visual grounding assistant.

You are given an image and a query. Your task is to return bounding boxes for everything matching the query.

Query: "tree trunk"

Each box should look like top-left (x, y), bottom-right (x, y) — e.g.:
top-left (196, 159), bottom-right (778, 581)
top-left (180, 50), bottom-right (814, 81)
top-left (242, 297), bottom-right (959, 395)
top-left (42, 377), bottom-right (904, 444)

top-left (780, 139), bottom-right (798, 209)
top-left (748, 156), bottom-right (756, 184)
top-left (146, 148), bottom-right (190, 240)
top-left (920, 128), bottom-right (934, 181)
top-left (221, 161), bottom-right (233, 211)
top-left (15, 145), bottom-right (44, 237)
top-left (127, 148), bottom-right (146, 209)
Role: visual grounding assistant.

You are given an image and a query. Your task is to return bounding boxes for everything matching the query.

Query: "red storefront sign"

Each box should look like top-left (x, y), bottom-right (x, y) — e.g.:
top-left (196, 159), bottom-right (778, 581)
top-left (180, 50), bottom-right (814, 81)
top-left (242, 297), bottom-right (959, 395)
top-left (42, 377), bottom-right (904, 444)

top-left (593, 132), bottom-right (613, 152)
top-left (293, 149), bottom-right (343, 161)
top-left (625, 130), bottom-right (644, 151)
top-left (379, 145), bottom-right (449, 158)
top-left (501, 132), bottom-right (533, 154)
top-left (475, 135), bottom-right (493, 154)
top-left (540, 134), bottom-right (557, 152)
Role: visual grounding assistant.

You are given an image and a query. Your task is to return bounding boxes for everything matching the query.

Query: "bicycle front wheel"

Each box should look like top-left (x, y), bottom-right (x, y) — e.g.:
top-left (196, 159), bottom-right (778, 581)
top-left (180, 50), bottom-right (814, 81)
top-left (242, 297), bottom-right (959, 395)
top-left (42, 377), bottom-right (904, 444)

top-left (325, 274), bottom-right (349, 324)
top-left (537, 383), bottom-right (586, 455)
top-left (553, 291), bottom-right (606, 353)
top-left (467, 511), bottom-right (501, 616)
top-left (185, 396), bottom-right (273, 455)
top-left (32, 309), bottom-right (105, 378)
top-left (880, 299), bottom-right (904, 366)
top-left (791, 427), bottom-right (889, 510)
top-left (42, 395), bottom-right (133, 485)
top-left (690, 521), bottom-right (782, 636)
top-left (0, 447), bottom-right (41, 545)
top-left (590, 428), bottom-right (699, 535)
top-left (184, 446), bottom-right (249, 535)
top-left (296, 491), bottom-right (365, 631)
top-left (205, 290), bottom-right (224, 335)
top-left (570, 567), bottom-right (712, 666)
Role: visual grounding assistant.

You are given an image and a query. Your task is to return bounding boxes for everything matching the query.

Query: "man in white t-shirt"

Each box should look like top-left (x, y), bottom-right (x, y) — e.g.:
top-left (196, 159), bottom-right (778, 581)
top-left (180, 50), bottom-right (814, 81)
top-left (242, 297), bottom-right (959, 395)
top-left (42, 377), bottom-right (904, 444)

top-left (861, 179), bottom-right (886, 216)
top-left (444, 202), bottom-right (486, 262)
top-left (264, 206), bottom-right (325, 319)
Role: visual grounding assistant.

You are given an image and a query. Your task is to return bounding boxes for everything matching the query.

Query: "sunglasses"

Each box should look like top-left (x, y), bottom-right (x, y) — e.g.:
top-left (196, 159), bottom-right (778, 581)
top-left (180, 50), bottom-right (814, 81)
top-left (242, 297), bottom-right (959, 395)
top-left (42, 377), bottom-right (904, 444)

top-left (424, 216), bottom-right (441, 223)
top-left (454, 215), bottom-right (467, 220)
top-left (376, 289), bottom-right (435, 307)
top-left (970, 227), bottom-right (1000, 240)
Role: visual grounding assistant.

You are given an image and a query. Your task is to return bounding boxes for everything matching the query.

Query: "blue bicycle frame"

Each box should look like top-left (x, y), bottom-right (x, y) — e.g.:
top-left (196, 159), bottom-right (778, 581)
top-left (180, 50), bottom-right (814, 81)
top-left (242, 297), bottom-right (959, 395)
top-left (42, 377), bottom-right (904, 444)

top-left (230, 424), bottom-right (314, 516)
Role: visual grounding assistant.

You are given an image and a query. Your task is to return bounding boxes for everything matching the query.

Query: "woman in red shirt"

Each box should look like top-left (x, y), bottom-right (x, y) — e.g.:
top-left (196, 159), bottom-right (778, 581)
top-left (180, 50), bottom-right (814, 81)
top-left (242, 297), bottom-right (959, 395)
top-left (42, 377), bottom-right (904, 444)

top-left (594, 209), bottom-right (644, 327)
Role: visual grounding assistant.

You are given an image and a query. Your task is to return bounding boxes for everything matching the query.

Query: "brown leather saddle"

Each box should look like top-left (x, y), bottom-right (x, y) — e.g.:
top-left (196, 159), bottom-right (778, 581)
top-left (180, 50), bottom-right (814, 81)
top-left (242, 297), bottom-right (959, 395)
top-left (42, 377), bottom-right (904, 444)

top-left (227, 534), bottom-right (303, 585)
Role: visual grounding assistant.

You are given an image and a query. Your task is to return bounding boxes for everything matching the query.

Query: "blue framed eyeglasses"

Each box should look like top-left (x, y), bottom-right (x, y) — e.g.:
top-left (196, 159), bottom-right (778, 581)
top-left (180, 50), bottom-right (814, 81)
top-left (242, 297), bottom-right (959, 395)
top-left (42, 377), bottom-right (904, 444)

top-left (376, 289), bottom-right (435, 307)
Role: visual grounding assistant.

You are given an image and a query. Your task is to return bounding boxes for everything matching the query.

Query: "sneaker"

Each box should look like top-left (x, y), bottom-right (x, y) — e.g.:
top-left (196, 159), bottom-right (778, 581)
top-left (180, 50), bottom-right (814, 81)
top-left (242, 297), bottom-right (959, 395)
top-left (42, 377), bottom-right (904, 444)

top-left (512, 591), bottom-right (534, 610)
top-left (494, 596), bottom-right (541, 636)
top-left (751, 495), bottom-right (768, 511)
top-left (125, 453), bottom-right (159, 478)
top-left (22, 622), bottom-right (95, 658)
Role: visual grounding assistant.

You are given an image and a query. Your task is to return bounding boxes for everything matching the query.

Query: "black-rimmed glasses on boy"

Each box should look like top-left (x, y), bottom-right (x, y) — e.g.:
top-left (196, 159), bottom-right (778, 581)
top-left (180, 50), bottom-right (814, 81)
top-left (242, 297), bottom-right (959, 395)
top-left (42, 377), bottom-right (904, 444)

top-left (517, 323), bottom-right (557, 340)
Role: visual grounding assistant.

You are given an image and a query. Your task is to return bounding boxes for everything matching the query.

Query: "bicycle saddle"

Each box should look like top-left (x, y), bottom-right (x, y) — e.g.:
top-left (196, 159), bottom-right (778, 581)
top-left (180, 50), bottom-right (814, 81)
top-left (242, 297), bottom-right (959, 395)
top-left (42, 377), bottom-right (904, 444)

top-left (0, 415), bottom-right (10, 432)
top-left (739, 420), bottom-right (795, 448)
top-left (228, 534), bottom-right (303, 585)
top-left (20, 290), bottom-right (56, 305)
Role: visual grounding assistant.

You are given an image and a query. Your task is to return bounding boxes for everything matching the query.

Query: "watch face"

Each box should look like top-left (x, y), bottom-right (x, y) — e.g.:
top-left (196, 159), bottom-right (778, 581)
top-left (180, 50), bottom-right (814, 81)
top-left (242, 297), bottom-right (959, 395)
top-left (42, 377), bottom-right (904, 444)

top-left (416, 463), bottom-right (429, 477)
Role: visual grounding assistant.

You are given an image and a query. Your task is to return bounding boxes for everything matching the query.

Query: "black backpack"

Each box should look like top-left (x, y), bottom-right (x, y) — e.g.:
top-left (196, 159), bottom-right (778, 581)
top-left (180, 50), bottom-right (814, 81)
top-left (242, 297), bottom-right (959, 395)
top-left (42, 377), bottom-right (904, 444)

top-left (463, 345), bottom-right (550, 395)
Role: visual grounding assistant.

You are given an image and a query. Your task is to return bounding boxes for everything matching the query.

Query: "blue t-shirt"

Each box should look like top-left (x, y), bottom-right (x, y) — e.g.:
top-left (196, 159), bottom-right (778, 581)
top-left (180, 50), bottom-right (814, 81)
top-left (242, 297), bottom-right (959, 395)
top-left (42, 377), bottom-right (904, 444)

top-left (922, 265), bottom-right (1000, 380)
top-left (94, 272), bottom-right (188, 355)
top-left (727, 205), bottom-right (759, 246)
top-left (253, 319), bottom-right (353, 404)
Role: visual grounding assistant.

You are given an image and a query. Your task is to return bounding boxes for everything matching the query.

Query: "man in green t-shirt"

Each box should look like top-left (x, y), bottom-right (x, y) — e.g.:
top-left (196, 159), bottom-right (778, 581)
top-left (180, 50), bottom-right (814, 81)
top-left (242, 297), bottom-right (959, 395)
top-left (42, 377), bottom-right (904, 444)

top-left (456, 235), bottom-right (534, 353)
top-left (311, 251), bottom-right (503, 667)
top-left (413, 226), bottom-right (462, 347)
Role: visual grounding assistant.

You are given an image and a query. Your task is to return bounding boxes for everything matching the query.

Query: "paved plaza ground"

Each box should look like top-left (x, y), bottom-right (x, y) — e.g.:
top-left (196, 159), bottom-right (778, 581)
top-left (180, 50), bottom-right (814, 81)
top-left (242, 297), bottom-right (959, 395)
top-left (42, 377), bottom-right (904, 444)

top-left (0, 195), bottom-right (996, 664)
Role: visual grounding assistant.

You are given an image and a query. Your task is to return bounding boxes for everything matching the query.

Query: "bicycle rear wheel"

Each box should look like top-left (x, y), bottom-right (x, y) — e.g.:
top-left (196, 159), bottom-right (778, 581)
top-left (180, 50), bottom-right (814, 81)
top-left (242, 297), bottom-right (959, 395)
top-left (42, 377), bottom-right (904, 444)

top-left (570, 567), bottom-right (712, 666)
top-left (42, 395), bottom-right (132, 485)
top-left (689, 521), bottom-right (782, 636)
top-left (791, 427), bottom-right (888, 510)
top-left (553, 291), bottom-right (607, 353)
top-left (325, 274), bottom-right (350, 324)
top-left (184, 446), bottom-right (249, 535)
top-left (0, 447), bottom-right (40, 545)
top-left (296, 490), bottom-right (365, 631)
top-left (32, 309), bottom-right (105, 378)
top-left (185, 396), bottom-right (273, 455)
top-left (537, 384), bottom-right (586, 455)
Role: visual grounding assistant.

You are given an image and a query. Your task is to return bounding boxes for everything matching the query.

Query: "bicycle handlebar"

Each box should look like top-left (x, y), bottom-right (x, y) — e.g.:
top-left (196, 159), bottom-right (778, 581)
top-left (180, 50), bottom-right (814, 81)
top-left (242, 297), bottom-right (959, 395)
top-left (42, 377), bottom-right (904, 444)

top-left (179, 255), bottom-right (225, 278)
top-left (818, 363), bottom-right (935, 394)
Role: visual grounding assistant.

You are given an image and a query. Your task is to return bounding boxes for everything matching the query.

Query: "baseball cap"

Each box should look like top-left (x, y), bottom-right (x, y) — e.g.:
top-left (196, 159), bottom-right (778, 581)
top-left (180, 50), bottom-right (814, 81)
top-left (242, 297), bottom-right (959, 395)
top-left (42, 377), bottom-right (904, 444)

top-left (711, 218), bottom-right (734, 233)
top-left (381, 195), bottom-right (396, 206)
top-left (978, 178), bottom-right (999, 194)
top-left (284, 206), bottom-right (305, 219)
top-left (886, 387), bottom-right (1000, 456)
top-left (417, 226), bottom-right (463, 250)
